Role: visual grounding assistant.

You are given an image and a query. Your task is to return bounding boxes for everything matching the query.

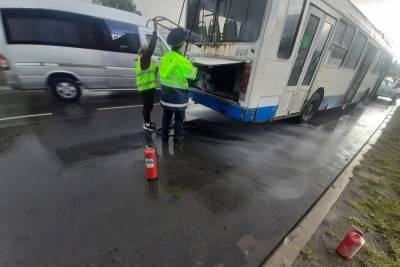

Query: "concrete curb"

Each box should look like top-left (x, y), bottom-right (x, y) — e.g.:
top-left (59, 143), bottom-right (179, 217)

top-left (262, 105), bottom-right (396, 267)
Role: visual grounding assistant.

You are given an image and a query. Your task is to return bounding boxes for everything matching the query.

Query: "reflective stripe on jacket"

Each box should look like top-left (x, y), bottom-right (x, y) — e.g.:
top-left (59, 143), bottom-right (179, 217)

top-left (136, 57), bottom-right (157, 91)
top-left (160, 85), bottom-right (189, 111)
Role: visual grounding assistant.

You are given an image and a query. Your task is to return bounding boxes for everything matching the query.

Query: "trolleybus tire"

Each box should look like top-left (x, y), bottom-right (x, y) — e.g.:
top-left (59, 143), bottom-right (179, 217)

top-left (297, 91), bottom-right (323, 123)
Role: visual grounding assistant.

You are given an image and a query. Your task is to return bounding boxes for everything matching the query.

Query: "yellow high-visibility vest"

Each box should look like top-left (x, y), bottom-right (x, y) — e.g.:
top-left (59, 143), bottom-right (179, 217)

top-left (159, 51), bottom-right (197, 89)
top-left (136, 57), bottom-right (157, 91)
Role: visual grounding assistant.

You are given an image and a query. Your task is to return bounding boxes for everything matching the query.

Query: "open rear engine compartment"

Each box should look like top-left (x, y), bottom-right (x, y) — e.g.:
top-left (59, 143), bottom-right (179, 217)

top-left (190, 63), bottom-right (245, 102)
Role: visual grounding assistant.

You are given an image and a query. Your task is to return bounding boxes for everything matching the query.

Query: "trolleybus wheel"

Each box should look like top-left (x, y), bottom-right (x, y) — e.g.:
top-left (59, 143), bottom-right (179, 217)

top-left (298, 91), bottom-right (323, 123)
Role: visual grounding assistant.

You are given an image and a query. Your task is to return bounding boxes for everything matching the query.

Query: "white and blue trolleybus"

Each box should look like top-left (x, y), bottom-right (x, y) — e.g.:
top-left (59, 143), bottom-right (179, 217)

top-left (181, 0), bottom-right (393, 122)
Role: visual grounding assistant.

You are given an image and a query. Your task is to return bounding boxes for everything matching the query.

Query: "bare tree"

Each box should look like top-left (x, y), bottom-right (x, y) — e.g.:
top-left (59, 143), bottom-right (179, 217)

top-left (92, 0), bottom-right (142, 15)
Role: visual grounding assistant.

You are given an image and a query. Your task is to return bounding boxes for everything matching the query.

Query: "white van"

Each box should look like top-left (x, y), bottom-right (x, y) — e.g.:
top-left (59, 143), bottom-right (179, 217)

top-left (0, 0), bottom-right (170, 101)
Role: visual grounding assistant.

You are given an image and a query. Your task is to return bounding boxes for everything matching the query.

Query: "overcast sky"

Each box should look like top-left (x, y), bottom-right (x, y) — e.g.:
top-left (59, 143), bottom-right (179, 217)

top-left (82, 0), bottom-right (400, 57)
top-left (351, 0), bottom-right (400, 57)
top-left (134, 0), bottom-right (184, 24)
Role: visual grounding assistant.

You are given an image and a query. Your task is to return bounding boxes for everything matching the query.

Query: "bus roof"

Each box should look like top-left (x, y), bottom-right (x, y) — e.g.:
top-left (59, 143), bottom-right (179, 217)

top-left (0, 0), bottom-right (147, 27)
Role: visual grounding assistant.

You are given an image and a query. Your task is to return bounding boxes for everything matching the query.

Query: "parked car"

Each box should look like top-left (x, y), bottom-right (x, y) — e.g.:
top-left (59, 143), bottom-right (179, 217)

top-left (377, 78), bottom-right (400, 104)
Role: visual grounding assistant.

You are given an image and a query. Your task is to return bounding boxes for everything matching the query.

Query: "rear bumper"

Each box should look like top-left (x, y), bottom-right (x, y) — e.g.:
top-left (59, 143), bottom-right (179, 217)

top-left (189, 90), bottom-right (277, 123)
top-left (3, 72), bottom-right (22, 89)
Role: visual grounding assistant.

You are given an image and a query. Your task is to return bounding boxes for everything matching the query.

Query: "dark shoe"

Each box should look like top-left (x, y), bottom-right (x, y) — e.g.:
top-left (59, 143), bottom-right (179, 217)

top-left (143, 123), bottom-right (155, 132)
top-left (162, 138), bottom-right (169, 146)
top-left (173, 139), bottom-right (182, 147)
top-left (162, 142), bottom-right (169, 149)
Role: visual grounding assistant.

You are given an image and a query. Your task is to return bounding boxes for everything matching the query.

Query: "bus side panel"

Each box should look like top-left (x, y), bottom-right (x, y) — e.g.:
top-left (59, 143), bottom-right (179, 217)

top-left (308, 66), bottom-right (355, 109)
top-left (249, 59), bottom-right (292, 109)
top-left (246, 0), bottom-right (291, 115)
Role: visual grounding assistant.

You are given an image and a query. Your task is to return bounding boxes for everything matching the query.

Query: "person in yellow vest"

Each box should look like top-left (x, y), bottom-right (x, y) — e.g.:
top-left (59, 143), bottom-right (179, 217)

top-left (159, 28), bottom-right (197, 145)
top-left (136, 30), bottom-right (158, 131)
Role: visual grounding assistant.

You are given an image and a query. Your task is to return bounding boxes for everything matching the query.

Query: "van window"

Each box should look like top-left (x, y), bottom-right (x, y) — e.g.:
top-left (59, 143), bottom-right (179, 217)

top-left (326, 20), bottom-right (355, 67)
top-left (278, 0), bottom-right (306, 59)
top-left (103, 20), bottom-right (140, 54)
top-left (1, 9), bottom-right (103, 50)
top-left (343, 32), bottom-right (367, 69)
top-left (146, 35), bottom-right (169, 57)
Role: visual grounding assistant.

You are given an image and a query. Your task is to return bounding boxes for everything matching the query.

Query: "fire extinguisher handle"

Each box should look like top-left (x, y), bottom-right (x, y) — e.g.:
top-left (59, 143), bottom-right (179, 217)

top-left (351, 226), bottom-right (364, 236)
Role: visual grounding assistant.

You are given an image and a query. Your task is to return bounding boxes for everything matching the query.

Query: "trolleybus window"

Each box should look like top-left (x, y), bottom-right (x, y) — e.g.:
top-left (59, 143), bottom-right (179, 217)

top-left (302, 21), bottom-right (333, 85)
top-left (372, 50), bottom-right (383, 73)
top-left (374, 53), bottom-right (391, 75)
top-left (186, 0), bottom-right (268, 43)
top-left (343, 31), bottom-right (367, 69)
top-left (326, 20), bottom-right (355, 67)
top-left (277, 0), bottom-right (306, 59)
top-left (2, 8), bottom-right (103, 50)
top-left (287, 14), bottom-right (320, 86)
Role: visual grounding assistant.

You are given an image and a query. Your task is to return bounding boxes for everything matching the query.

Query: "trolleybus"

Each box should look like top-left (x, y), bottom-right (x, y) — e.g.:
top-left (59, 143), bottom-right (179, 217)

top-left (183, 0), bottom-right (393, 122)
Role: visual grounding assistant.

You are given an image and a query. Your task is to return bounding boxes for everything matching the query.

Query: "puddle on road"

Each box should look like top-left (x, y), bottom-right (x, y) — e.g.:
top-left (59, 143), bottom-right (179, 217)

top-left (184, 120), bottom-right (248, 142)
top-left (56, 132), bottom-right (144, 165)
top-left (159, 145), bottom-right (253, 214)
top-left (0, 126), bottom-right (25, 154)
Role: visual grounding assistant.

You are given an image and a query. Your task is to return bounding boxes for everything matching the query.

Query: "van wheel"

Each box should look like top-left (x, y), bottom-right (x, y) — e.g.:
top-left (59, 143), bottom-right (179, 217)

top-left (298, 91), bottom-right (323, 123)
top-left (51, 77), bottom-right (81, 101)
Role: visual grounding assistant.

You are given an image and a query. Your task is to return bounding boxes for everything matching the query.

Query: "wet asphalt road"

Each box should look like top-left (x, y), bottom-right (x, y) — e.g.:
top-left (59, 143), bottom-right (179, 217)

top-left (0, 88), bottom-right (394, 267)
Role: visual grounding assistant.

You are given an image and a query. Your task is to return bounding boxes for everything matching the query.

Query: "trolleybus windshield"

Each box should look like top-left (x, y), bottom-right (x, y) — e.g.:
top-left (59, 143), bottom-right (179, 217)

top-left (186, 0), bottom-right (268, 43)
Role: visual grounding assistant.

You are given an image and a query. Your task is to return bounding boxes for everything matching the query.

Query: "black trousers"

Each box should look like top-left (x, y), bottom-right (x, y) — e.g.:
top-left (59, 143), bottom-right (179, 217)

top-left (141, 89), bottom-right (155, 123)
top-left (161, 108), bottom-right (185, 143)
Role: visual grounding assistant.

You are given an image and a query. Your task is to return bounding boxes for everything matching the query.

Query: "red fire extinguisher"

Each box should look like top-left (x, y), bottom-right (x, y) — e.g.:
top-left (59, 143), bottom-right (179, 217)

top-left (144, 146), bottom-right (158, 180)
top-left (336, 226), bottom-right (366, 260)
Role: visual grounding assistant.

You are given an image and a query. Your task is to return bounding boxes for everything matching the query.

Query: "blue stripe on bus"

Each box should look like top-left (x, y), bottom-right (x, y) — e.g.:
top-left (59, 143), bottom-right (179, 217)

top-left (254, 105), bottom-right (279, 122)
top-left (189, 91), bottom-right (277, 123)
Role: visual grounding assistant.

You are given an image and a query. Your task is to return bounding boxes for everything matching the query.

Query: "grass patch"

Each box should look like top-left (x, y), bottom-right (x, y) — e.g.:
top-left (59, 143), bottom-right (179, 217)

top-left (343, 109), bottom-right (400, 266)
top-left (355, 243), bottom-right (399, 267)
top-left (344, 216), bottom-right (375, 233)
top-left (300, 248), bottom-right (320, 266)
top-left (294, 108), bottom-right (400, 267)
top-left (324, 230), bottom-right (341, 241)
top-left (345, 199), bottom-right (365, 212)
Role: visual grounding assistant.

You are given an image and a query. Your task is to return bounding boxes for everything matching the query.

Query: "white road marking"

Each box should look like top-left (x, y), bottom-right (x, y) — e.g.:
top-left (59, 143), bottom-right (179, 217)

top-left (0, 113), bottom-right (53, 122)
top-left (97, 103), bottom-right (160, 111)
